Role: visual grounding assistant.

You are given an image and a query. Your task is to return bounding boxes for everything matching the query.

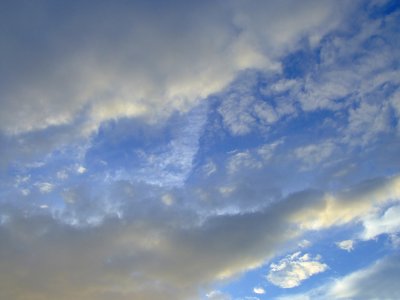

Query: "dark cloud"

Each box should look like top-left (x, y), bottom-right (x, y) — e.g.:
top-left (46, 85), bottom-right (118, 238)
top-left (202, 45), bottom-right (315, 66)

top-left (0, 174), bottom-right (399, 299)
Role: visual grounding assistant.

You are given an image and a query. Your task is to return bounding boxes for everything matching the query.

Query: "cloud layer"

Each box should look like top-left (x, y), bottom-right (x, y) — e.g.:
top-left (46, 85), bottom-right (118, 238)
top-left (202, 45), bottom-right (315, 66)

top-left (1, 173), bottom-right (399, 299)
top-left (0, 1), bottom-right (399, 300)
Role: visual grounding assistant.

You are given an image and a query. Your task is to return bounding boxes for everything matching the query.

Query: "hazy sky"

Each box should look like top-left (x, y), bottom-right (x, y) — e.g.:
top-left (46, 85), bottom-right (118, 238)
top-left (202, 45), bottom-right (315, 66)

top-left (1, 1), bottom-right (400, 299)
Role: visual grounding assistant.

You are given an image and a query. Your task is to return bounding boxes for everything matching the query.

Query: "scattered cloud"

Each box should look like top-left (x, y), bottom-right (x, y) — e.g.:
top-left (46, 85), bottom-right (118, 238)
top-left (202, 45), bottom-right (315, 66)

top-left (0, 172), bottom-right (399, 299)
top-left (336, 240), bottom-right (355, 252)
top-left (361, 204), bottom-right (400, 240)
top-left (35, 182), bottom-right (54, 194)
top-left (267, 252), bottom-right (328, 288)
top-left (294, 141), bottom-right (337, 170)
top-left (253, 287), bottom-right (266, 294)
top-left (327, 255), bottom-right (400, 299)
top-left (0, 1), bottom-right (399, 300)
top-left (77, 166), bottom-right (87, 174)
top-left (206, 290), bottom-right (232, 300)
top-left (275, 255), bottom-right (400, 300)
top-left (298, 240), bottom-right (312, 249)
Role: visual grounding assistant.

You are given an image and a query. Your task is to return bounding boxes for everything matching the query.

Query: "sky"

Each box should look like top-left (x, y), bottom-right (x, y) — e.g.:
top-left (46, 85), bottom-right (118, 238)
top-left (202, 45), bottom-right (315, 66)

top-left (0, 0), bottom-right (400, 299)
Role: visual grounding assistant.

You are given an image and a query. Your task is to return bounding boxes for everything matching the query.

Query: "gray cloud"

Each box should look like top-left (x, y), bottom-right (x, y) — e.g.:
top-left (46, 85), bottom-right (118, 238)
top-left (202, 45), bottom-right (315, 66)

top-left (0, 0), bottom-right (350, 136)
top-left (0, 173), bottom-right (399, 299)
top-left (0, 1), bottom-right (398, 299)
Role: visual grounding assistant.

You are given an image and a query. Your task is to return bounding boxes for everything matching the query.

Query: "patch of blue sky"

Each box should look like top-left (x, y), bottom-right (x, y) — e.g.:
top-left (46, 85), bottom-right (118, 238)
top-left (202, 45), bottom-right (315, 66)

top-left (367, 0), bottom-right (400, 19)
top-left (85, 100), bottom-right (208, 187)
top-left (218, 222), bottom-right (396, 300)
top-left (282, 47), bottom-right (317, 80)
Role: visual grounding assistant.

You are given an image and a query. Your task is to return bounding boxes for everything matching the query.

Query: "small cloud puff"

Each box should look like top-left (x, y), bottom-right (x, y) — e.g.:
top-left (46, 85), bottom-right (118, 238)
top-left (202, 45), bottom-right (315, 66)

top-left (161, 194), bottom-right (174, 206)
top-left (35, 182), bottom-right (54, 194)
top-left (77, 166), bottom-right (87, 174)
top-left (267, 252), bottom-right (328, 288)
top-left (298, 239), bottom-right (312, 249)
top-left (361, 204), bottom-right (400, 241)
top-left (336, 240), bottom-right (355, 252)
top-left (253, 286), bottom-right (265, 294)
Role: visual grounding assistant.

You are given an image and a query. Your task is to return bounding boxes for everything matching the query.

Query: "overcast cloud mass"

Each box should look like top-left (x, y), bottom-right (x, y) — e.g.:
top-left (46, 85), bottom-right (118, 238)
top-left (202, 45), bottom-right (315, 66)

top-left (0, 1), bottom-right (400, 299)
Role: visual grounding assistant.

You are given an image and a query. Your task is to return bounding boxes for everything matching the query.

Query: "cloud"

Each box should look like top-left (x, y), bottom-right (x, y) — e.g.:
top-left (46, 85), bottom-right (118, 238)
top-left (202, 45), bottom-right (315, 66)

top-left (0, 2), bottom-right (399, 300)
top-left (0, 171), bottom-right (400, 299)
top-left (275, 255), bottom-right (400, 300)
top-left (77, 166), bottom-right (87, 174)
top-left (35, 182), bottom-right (55, 194)
top-left (298, 240), bottom-right (312, 249)
top-left (267, 252), bottom-right (328, 288)
top-left (206, 290), bottom-right (232, 300)
top-left (335, 240), bottom-right (355, 252)
top-left (326, 255), bottom-right (400, 299)
top-left (0, 0), bottom-right (350, 138)
top-left (289, 175), bottom-right (400, 230)
top-left (253, 287), bottom-right (266, 294)
top-left (294, 141), bottom-right (337, 170)
top-left (361, 204), bottom-right (400, 240)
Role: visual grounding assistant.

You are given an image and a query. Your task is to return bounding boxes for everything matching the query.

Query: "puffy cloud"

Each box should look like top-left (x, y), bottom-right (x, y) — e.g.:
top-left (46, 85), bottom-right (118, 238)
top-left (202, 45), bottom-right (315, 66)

top-left (274, 256), bottom-right (400, 300)
top-left (77, 166), bottom-right (87, 174)
top-left (35, 182), bottom-right (55, 194)
top-left (267, 252), bottom-right (328, 288)
top-left (361, 204), bottom-right (400, 240)
top-left (253, 287), bottom-right (266, 294)
top-left (0, 0), bottom-right (349, 137)
top-left (335, 240), bottom-right (355, 252)
top-left (294, 141), bottom-right (337, 170)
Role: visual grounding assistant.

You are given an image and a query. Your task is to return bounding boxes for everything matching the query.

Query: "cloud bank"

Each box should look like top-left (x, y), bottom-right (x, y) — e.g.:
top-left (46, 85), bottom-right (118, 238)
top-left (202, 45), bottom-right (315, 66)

top-left (0, 1), bottom-right (399, 300)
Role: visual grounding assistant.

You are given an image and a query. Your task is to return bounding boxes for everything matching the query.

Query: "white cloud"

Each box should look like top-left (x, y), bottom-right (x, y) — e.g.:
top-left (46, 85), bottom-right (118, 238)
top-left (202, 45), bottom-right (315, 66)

top-left (344, 102), bottom-right (391, 145)
top-left (128, 103), bottom-right (207, 187)
top-left (290, 175), bottom-right (400, 230)
top-left (294, 141), bottom-right (336, 170)
top-left (227, 151), bottom-right (262, 174)
top-left (275, 255), bottom-right (400, 300)
top-left (206, 290), bottom-right (232, 300)
top-left (267, 252), bottom-right (328, 288)
top-left (253, 287), bottom-right (266, 294)
top-left (336, 240), bottom-right (354, 252)
top-left (298, 239), bottom-right (312, 249)
top-left (361, 204), bottom-right (400, 240)
top-left (35, 182), bottom-right (54, 194)
top-left (327, 255), bottom-right (400, 299)
top-left (20, 189), bottom-right (30, 196)
top-left (203, 160), bottom-right (217, 177)
top-left (77, 166), bottom-right (87, 174)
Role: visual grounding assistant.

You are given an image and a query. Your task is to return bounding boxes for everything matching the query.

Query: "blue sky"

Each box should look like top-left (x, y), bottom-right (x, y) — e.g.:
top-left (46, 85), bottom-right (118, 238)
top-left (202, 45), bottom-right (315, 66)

top-left (0, 1), bottom-right (400, 299)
